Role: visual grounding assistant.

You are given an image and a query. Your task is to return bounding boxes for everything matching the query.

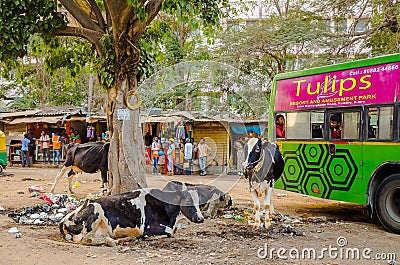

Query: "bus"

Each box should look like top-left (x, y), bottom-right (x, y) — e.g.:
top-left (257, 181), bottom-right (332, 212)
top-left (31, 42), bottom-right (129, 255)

top-left (268, 53), bottom-right (400, 233)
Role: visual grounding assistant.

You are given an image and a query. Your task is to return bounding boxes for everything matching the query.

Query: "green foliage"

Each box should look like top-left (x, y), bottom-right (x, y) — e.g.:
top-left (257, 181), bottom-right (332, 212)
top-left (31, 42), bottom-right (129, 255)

top-left (0, 0), bottom-right (66, 68)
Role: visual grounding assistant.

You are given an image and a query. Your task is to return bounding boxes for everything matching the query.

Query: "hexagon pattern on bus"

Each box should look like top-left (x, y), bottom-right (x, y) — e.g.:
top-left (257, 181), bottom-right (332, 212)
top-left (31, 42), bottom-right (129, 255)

top-left (281, 144), bottom-right (358, 199)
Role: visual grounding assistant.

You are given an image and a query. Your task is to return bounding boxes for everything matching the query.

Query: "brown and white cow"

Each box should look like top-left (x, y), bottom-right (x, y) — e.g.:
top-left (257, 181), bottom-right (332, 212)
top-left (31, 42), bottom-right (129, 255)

top-left (59, 188), bottom-right (204, 246)
top-left (244, 137), bottom-right (284, 229)
top-left (163, 181), bottom-right (232, 218)
top-left (50, 142), bottom-right (109, 193)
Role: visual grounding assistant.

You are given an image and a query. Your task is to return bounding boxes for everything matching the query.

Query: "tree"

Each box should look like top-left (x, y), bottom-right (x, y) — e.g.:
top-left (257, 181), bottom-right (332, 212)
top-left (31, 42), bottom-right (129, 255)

top-left (0, 0), bottom-right (228, 194)
top-left (211, 0), bottom-right (400, 79)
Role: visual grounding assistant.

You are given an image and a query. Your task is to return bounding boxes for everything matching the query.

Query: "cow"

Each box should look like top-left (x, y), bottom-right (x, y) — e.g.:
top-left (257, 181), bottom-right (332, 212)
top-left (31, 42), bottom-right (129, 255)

top-left (59, 188), bottom-right (204, 246)
top-left (163, 181), bottom-right (232, 218)
top-left (243, 137), bottom-right (284, 229)
top-left (49, 142), bottom-right (109, 194)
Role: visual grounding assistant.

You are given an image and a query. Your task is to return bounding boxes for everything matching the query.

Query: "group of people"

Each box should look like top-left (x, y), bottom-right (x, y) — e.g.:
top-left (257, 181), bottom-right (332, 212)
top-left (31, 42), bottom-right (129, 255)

top-left (151, 136), bottom-right (211, 176)
top-left (20, 128), bottom-right (82, 167)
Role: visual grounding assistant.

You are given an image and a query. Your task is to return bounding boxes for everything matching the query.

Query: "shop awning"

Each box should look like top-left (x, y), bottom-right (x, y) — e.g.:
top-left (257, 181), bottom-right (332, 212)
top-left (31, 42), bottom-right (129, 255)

top-left (141, 116), bottom-right (183, 123)
top-left (8, 116), bottom-right (64, 125)
top-left (65, 116), bottom-right (87, 121)
top-left (86, 116), bottom-right (106, 123)
top-left (0, 109), bottom-right (41, 118)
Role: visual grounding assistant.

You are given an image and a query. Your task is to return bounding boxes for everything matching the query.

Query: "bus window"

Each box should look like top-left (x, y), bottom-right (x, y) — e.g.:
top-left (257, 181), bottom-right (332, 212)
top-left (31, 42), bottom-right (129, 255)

top-left (329, 111), bottom-right (360, 140)
top-left (329, 113), bottom-right (342, 139)
top-left (343, 112), bottom-right (360, 139)
top-left (378, 106), bottom-right (393, 139)
top-left (367, 106), bottom-right (393, 140)
top-left (367, 108), bottom-right (377, 139)
top-left (311, 111), bottom-right (324, 138)
top-left (286, 112), bottom-right (311, 139)
top-left (276, 114), bottom-right (286, 138)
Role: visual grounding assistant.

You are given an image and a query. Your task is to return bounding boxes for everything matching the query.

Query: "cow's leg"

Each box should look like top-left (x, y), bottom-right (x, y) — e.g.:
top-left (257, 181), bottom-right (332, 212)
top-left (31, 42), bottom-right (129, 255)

top-left (250, 189), bottom-right (261, 229)
top-left (49, 166), bottom-right (71, 193)
top-left (67, 170), bottom-right (76, 194)
top-left (100, 169), bottom-right (108, 189)
top-left (263, 185), bottom-right (273, 228)
top-left (270, 181), bottom-right (275, 214)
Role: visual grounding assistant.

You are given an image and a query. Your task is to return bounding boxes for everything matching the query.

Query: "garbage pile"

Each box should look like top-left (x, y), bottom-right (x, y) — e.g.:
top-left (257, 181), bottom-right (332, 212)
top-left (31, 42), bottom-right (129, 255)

top-left (8, 192), bottom-right (105, 226)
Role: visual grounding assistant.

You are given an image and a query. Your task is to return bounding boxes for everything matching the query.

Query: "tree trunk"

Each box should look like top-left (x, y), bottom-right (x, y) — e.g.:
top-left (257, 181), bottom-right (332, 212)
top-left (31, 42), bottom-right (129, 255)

top-left (106, 77), bottom-right (147, 194)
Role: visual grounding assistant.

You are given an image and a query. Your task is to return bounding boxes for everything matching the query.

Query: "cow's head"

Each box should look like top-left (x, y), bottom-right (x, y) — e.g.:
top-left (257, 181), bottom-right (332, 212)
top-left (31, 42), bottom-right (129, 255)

top-left (210, 191), bottom-right (232, 211)
top-left (243, 137), bottom-right (263, 177)
top-left (222, 193), bottom-right (233, 208)
top-left (59, 200), bottom-right (101, 244)
top-left (177, 189), bottom-right (205, 223)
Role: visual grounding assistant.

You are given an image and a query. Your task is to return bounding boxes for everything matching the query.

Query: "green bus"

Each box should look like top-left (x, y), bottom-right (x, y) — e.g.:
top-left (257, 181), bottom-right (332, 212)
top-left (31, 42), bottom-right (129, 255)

top-left (268, 53), bottom-right (400, 233)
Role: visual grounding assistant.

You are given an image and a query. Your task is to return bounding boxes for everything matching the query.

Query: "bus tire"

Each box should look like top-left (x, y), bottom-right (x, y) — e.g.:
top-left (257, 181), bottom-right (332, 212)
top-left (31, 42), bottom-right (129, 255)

top-left (375, 174), bottom-right (400, 234)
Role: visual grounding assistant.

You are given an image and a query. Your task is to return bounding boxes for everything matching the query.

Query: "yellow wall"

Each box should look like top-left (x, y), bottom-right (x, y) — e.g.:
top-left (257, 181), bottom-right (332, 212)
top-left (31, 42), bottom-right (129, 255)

top-left (193, 121), bottom-right (229, 166)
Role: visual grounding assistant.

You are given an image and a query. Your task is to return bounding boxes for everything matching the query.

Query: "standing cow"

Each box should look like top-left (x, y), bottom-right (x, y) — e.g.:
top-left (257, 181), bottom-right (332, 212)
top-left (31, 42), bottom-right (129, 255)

top-left (50, 142), bottom-right (109, 194)
top-left (59, 188), bottom-right (204, 246)
top-left (244, 137), bottom-right (284, 229)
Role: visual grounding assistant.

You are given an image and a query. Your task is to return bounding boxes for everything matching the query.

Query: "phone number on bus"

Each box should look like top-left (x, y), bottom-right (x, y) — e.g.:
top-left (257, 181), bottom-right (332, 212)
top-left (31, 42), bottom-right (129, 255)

top-left (350, 64), bottom-right (399, 76)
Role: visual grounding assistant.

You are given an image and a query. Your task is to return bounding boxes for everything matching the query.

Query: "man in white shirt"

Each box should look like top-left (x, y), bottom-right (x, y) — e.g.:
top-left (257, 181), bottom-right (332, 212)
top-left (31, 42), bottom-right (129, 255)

top-left (198, 138), bottom-right (211, 176)
top-left (184, 138), bottom-right (193, 175)
top-left (40, 130), bottom-right (50, 164)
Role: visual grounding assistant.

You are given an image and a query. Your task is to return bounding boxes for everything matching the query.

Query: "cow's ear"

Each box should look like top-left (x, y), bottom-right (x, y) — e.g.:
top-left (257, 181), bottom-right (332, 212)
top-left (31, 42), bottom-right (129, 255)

top-left (261, 140), bottom-right (270, 149)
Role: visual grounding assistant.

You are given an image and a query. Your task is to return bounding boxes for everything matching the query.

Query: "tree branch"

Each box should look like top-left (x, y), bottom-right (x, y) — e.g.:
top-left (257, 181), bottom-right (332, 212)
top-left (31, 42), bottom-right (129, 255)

top-left (105, 0), bottom-right (128, 36)
top-left (59, 0), bottom-right (104, 33)
top-left (87, 0), bottom-right (106, 31)
top-left (132, 0), bottom-right (162, 43)
top-left (53, 26), bottom-right (105, 56)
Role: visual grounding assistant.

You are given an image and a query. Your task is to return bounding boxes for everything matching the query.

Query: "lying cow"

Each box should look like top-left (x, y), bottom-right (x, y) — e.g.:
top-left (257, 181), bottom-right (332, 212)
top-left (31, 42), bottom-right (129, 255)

top-left (59, 188), bottom-right (204, 246)
top-left (244, 137), bottom-right (284, 229)
top-left (50, 142), bottom-right (109, 194)
top-left (163, 181), bottom-right (232, 218)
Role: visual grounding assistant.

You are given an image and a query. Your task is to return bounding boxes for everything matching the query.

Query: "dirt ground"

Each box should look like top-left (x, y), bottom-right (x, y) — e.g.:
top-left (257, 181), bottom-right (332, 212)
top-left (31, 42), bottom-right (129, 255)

top-left (0, 166), bottom-right (398, 265)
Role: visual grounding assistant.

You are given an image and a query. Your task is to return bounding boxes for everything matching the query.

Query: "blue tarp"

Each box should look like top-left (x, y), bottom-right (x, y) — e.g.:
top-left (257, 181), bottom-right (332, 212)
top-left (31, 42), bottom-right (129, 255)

top-left (230, 124), bottom-right (266, 135)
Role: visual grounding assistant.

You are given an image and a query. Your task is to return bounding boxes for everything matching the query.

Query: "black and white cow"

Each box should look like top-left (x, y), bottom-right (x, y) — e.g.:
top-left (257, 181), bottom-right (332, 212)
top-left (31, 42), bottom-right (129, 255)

top-left (59, 188), bottom-right (204, 246)
top-left (50, 142), bottom-right (110, 194)
top-left (163, 181), bottom-right (232, 218)
top-left (244, 137), bottom-right (284, 229)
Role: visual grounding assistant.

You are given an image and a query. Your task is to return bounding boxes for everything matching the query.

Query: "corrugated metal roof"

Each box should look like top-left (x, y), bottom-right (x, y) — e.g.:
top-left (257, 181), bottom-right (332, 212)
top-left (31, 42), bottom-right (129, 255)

top-left (0, 109), bottom-right (41, 118)
top-left (8, 116), bottom-right (64, 124)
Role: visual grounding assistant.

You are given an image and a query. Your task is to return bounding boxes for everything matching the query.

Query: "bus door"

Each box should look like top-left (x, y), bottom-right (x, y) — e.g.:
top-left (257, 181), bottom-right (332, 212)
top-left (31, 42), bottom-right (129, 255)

top-left (363, 105), bottom-right (395, 183)
top-left (325, 109), bottom-right (364, 202)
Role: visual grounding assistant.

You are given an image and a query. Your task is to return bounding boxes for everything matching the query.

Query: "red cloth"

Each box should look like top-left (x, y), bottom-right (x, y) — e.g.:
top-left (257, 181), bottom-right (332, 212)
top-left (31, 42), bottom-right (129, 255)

top-left (164, 148), bottom-right (169, 174)
top-left (276, 124), bottom-right (285, 138)
top-left (331, 129), bottom-right (341, 139)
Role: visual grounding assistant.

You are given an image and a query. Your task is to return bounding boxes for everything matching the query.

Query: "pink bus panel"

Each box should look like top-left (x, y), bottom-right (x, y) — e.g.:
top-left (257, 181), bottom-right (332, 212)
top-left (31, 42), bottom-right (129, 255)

top-left (275, 63), bottom-right (400, 111)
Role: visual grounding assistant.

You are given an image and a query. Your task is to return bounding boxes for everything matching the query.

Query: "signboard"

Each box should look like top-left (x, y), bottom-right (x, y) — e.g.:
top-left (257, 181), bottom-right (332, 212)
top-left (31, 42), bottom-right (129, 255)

top-left (275, 62), bottom-right (400, 111)
top-left (117, 109), bottom-right (130, 120)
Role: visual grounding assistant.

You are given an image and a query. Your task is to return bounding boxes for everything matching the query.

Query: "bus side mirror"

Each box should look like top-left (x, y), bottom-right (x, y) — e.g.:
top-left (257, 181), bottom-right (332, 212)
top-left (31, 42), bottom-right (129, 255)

top-left (328, 144), bottom-right (336, 155)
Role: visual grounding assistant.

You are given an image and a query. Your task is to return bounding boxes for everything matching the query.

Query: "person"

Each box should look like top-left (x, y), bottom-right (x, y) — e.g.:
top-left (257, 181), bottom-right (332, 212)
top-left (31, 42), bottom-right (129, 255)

top-left (330, 113), bottom-right (342, 139)
top-left (72, 130), bottom-right (82, 144)
top-left (39, 130), bottom-right (50, 164)
top-left (144, 131), bottom-right (152, 147)
top-left (234, 139), bottom-right (245, 171)
top-left (151, 136), bottom-right (161, 175)
top-left (68, 128), bottom-right (75, 144)
top-left (184, 138), bottom-right (193, 175)
top-left (21, 134), bottom-right (31, 167)
top-left (276, 114), bottom-right (285, 138)
top-left (52, 132), bottom-right (64, 165)
top-left (198, 138), bottom-right (211, 176)
top-left (368, 116), bottom-right (376, 138)
top-left (312, 125), bottom-right (323, 138)
top-left (167, 138), bottom-right (176, 175)
top-left (26, 129), bottom-right (36, 162)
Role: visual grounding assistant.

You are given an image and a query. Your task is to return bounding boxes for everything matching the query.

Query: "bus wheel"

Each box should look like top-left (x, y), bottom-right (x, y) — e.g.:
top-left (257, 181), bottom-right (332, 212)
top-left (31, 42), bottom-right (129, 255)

top-left (375, 174), bottom-right (400, 234)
